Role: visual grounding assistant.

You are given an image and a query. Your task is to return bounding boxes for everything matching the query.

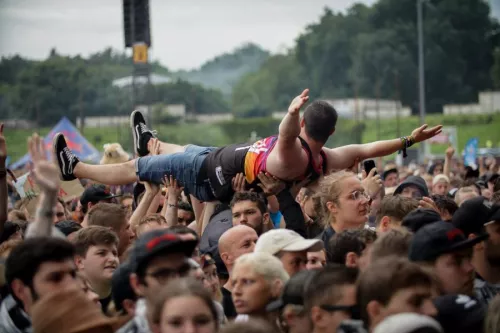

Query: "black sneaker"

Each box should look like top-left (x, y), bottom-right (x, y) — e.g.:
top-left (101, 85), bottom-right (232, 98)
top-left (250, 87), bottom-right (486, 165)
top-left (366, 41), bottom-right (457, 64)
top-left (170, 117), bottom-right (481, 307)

top-left (130, 110), bottom-right (156, 157)
top-left (53, 133), bottom-right (80, 181)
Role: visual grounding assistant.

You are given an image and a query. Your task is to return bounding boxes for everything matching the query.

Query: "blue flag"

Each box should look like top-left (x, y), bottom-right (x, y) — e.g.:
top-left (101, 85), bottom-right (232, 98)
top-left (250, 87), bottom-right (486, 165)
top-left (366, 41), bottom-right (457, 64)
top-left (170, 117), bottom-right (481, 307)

top-left (464, 138), bottom-right (479, 167)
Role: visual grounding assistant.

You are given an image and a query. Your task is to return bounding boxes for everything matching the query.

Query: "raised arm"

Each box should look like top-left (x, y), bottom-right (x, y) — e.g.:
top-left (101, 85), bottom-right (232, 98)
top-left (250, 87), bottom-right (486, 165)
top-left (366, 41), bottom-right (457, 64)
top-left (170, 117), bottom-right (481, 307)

top-left (325, 124), bottom-right (443, 170)
top-left (26, 134), bottom-right (61, 238)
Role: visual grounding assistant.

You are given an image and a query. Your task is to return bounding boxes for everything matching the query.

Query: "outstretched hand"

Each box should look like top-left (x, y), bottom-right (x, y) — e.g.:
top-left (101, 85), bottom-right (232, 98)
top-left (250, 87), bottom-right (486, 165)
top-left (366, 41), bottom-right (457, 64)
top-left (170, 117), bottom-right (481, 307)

top-left (411, 124), bottom-right (443, 143)
top-left (288, 89), bottom-right (310, 115)
top-left (28, 133), bottom-right (61, 194)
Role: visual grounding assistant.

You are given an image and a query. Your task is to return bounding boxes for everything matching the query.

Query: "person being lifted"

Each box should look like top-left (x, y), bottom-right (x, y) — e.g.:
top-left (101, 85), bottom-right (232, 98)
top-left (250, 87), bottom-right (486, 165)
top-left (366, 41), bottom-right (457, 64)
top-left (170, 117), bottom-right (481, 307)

top-left (54, 89), bottom-right (441, 203)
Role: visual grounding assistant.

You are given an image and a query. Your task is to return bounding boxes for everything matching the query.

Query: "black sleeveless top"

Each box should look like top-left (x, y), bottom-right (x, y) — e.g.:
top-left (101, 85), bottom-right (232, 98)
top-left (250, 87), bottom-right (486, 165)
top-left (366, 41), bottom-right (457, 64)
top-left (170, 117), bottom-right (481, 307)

top-left (200, 137), bottom-right (328, 203)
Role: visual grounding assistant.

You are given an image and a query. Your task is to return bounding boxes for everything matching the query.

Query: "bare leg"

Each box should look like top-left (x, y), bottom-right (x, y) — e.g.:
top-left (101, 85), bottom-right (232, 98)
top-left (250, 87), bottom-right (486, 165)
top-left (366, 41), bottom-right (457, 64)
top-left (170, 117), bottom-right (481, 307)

top-left (147, 139), bottom-right (186, 155)
top-left (74, 160), bottom-right (137, 185)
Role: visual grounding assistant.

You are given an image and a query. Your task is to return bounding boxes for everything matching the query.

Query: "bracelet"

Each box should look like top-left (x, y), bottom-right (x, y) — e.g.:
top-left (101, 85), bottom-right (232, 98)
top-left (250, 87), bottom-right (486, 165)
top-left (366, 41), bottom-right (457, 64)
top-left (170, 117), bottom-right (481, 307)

top-left (398, 136), bottom-right (415, 158)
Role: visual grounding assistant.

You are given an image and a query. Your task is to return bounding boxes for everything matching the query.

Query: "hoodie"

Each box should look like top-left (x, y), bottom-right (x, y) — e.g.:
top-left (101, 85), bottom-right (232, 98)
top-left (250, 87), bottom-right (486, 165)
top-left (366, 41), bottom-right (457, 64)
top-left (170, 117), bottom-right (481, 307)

top-left (393, 175), bottom-right (429, 198)
top-left (0, 294), bottom-right (32, 333)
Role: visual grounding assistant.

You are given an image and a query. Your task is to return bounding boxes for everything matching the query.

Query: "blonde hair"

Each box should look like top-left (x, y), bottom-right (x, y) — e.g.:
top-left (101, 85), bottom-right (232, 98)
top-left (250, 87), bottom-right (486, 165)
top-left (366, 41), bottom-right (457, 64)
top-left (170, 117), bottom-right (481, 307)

top-left (316, 170), bottom-right (356, 225)
top-left (234, 252), bottom-right (289, 285)
top-left (455, 186), bottom-right (478, 206)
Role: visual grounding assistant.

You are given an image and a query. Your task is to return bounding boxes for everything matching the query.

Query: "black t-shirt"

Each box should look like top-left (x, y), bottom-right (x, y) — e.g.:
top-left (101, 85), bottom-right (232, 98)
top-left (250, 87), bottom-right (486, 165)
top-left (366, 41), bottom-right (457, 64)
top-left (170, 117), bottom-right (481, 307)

top-left (221, 286), bottom-right (237, 320)
top-left (100, 294), bottom-right (112, 314)
top-left (202, 143), bottom-right (251, 203)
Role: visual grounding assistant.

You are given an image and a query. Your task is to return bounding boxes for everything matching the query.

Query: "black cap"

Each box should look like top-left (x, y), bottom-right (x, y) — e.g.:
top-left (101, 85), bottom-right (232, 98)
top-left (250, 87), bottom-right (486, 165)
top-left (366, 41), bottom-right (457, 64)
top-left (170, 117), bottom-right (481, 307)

top-left (112, 261), bottom-right (136, 313)
top-left (452, 196), bottom-right (500, 236)
top-left (409, 221), bottom-right (486, 262)
top-left (266, 270), bottom-right (318, 312)
top-left (433, 294), bottom-right (485, 333)
top-left (129, 229), bottom-right (198, 273)
top-left (402, 208), bottom-right (441, 233)
top-left (54, 220), bottom-right (82, 237)
top-left (80, 184), bottom-right (121, 206)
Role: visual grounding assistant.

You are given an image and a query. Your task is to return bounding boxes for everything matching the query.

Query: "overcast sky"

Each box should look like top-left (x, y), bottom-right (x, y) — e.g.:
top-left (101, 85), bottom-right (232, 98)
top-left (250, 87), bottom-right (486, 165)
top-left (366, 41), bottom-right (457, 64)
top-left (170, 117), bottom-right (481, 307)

top-left (0, 0), bottom-right (498, 71)
top-left (0, 0), bottom-right (379, 70)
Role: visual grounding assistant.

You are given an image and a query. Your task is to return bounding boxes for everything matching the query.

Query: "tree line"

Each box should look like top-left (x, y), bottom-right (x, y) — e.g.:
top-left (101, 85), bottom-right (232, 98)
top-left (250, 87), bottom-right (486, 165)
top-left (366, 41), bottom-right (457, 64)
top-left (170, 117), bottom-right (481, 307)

top-left (0, 0), bottom-right (499, 126)
top-left (232, 0), bottom-right (500, 117)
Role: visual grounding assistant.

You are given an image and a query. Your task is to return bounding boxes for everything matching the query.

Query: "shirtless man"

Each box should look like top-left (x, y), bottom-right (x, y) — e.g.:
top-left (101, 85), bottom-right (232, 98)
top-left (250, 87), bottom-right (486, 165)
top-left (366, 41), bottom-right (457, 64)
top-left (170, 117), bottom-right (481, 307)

top-left (53, 89), bottom-right (441, 203)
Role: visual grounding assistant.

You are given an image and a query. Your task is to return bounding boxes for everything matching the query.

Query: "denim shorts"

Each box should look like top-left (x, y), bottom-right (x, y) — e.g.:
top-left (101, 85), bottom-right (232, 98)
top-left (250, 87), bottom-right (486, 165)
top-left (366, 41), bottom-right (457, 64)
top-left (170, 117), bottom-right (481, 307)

top-left (135, 145), bottom-right (217, 202)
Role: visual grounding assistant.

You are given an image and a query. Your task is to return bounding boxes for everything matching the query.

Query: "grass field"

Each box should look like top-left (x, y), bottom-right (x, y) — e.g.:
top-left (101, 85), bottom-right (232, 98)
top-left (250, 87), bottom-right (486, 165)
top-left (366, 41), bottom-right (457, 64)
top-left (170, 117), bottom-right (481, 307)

top-left (4, 113), bottom-right (500, 164)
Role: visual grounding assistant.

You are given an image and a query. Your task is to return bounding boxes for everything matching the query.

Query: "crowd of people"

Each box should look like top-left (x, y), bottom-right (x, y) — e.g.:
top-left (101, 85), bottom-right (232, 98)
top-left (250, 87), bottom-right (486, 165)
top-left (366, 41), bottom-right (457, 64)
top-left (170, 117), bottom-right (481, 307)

top-left (0, 89), bottom-right (499, 333)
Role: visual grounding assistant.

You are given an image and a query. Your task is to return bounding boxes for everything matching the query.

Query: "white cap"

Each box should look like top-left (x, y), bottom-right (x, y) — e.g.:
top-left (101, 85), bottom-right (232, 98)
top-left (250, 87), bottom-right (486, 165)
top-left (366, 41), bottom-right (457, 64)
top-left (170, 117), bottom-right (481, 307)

top-left (255, 229), bottom-right (323, 255)
top-left (373, 313), bottom-right (443, 333)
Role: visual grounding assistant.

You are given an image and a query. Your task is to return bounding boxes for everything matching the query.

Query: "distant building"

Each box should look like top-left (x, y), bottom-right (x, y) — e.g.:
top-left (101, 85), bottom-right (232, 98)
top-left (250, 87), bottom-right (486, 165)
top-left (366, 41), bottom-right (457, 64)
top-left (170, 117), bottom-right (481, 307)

top-left (443, 91), bottom-right (500, 115)
top-left (112, 73), bottom-right (172, 88)
top-left (272, 98), bottom-right (411, 120)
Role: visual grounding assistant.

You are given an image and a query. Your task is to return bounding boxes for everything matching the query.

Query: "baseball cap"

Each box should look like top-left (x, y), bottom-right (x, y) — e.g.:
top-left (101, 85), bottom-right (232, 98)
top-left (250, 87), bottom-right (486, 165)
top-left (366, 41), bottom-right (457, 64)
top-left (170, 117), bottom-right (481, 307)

top-left (266, 269), bottom-right (318, 312)
top-left (433, 294), bottom-right (485, 333)
top-left (402, 208), bottom-right (441, 233)
top-left (255, 229), bottom-right (323, 255)
top-left (373, 313), bottom-right (442, 333)
top-left (409, 221), bottom-right (487, 262)
top-left (80, 184), bottom-right (121, 206)
top-left (129, 229), bottom-right (198, 273)
top-left (452, 196), bottom-right (500, 236)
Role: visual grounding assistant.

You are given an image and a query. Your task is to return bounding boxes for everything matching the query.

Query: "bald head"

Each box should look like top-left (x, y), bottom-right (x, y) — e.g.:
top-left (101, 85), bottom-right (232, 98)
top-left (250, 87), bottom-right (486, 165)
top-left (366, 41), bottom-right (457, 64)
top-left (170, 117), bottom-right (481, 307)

top-left (218, 225), bottom-right (258, 271)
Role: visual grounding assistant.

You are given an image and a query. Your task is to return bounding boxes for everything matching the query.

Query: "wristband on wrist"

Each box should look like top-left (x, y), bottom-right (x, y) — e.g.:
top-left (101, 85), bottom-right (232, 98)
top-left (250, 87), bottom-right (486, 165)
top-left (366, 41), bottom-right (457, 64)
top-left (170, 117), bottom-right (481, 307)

top-left (398, 136), bottom-right (415, 158)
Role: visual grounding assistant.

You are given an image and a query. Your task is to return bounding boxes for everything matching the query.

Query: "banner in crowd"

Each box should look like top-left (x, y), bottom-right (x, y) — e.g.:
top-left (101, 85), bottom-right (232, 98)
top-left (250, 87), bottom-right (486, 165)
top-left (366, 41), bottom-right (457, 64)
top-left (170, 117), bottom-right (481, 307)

top-left (9, 117), bottom-right (101, 170)
top-left (464, 137), bottom-right (479, 167)
top-left (13, 172), bottom-right (84, 215)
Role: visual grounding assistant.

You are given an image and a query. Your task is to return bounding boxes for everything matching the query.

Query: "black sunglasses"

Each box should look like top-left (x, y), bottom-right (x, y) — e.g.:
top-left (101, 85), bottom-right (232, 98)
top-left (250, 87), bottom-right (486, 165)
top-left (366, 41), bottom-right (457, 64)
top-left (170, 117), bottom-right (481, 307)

top-left (320, 304), bottom-right (360, 320)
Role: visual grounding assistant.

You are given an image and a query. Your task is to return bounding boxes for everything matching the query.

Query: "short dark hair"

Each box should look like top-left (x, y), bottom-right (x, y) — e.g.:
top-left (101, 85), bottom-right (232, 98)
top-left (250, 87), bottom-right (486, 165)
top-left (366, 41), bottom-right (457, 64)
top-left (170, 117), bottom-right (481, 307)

top-left (230, 192), bottom-right (268, 215)
top-left (302, 100), bottom-right (338, 144)
top-left (327, 230), bottom-right (365, 265)
top-left (6, 237), bottom-right (75, 289)
top-left (431, 195), bottom-right (458, 219)
top-left (168, 225), bottom-right (199, 240)
top-left (178, 201), bottom-right (194, 213)
top-left (304, 264), bottom-right (358, 312)
top-left (72, 226), bottom-right (119, 257)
